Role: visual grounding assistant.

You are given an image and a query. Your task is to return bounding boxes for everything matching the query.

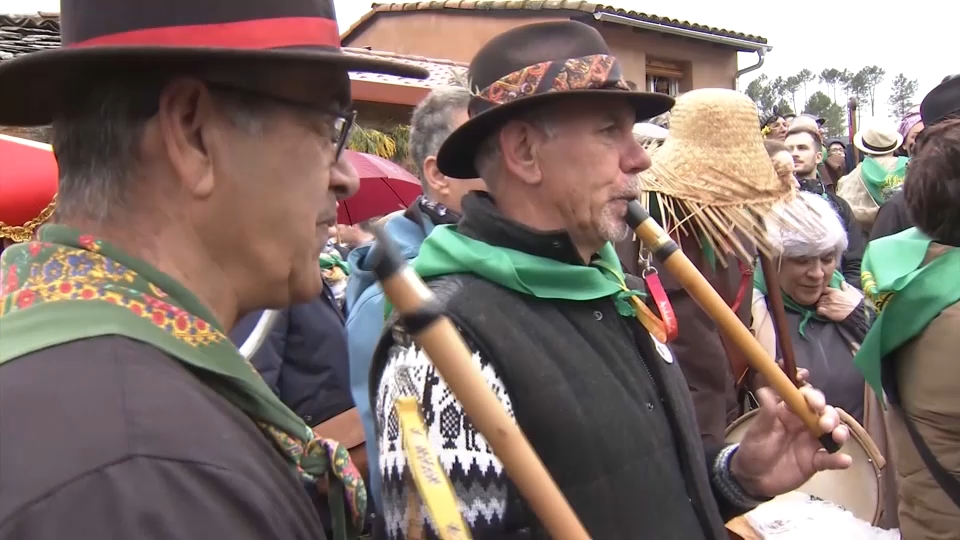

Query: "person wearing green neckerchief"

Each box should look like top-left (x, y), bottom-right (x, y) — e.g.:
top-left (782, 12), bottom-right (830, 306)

top-left (855, 114), bottom-right (960, 539)
top-left (0, 0), bottom-right (430, 537)
top-left (750, 191), bottom-right (874, 426)
top-left (367, 21), bottom-right (849, 540)
top-left (748, 191), bottom-right (901, 528)
top-left (836, 123), bottom-right (909, 235)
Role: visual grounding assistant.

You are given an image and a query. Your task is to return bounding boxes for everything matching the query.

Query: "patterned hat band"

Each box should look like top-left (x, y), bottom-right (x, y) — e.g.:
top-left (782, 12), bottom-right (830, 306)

top-left (474, 54), bottom-right (630, 107)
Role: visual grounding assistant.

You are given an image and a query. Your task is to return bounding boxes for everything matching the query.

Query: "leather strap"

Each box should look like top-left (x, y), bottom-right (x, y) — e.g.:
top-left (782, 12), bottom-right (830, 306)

top-left (312, 407), bottom-right (366, 450)
top-left (313, 407), bottom-right (369, 486)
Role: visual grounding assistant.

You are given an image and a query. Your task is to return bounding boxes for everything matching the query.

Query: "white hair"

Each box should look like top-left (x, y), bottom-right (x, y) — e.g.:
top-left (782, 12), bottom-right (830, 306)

top-left (766, 191), bottom-right (848, 259)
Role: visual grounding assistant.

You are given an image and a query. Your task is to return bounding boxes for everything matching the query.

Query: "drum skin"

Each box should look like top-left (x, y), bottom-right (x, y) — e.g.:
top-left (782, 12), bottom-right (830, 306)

top-left (725, 408), bottom-right (883, 525)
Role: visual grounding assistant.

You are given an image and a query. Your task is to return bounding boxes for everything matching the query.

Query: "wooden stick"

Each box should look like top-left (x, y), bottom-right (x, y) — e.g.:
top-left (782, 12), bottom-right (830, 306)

top-left (626, 201), bottom-right (840, 453)
top-left (369, 228), bottom-right (591, 540)
top-left (758, 254), bottom-right (801, 387)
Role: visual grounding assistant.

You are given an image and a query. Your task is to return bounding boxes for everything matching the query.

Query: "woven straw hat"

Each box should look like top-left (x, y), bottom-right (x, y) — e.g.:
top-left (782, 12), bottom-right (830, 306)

top-left (639, 88), bottom-right (794, 262)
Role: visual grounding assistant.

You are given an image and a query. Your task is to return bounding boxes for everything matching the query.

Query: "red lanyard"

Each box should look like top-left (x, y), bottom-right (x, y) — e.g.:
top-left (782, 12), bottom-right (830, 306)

top-left (640, 266), bottom-right (679, 342)
top-left (728, 258), bottom-right (754, 313)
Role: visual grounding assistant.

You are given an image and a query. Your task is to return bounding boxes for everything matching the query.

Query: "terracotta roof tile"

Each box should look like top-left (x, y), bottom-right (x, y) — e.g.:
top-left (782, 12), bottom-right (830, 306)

top-left (343, 1), bottom-right (767, 46)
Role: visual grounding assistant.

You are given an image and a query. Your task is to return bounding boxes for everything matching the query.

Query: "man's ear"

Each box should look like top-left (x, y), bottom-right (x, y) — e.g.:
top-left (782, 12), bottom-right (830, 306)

top-left (422, 155), bottom-right (450, 196)
top-left (499, 121), bottom-right (545, 186)
top-left (155, 78), bottom-right (218, 199)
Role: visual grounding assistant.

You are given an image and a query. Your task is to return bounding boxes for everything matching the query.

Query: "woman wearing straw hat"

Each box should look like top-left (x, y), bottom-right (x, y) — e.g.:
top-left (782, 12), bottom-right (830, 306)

top-left (639, 88), bottom-right (800, 446)
top-left (836, 123), bottom-right (908, 233)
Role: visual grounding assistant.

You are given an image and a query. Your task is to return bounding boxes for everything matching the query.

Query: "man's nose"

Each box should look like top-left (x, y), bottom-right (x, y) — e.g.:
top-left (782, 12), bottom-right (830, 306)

top-left (331, 156), bottom-right (361, 200)
top-left (623, 139), bottom-right (653, 175)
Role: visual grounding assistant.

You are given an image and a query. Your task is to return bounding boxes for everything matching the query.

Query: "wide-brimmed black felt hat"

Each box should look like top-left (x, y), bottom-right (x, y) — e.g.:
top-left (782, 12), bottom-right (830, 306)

top-left (436, 21), bottom-right (675, 179)
top-left (0, 0), bottom-right (428, 126)
top-left (921, 75), bottom-right (960, 127)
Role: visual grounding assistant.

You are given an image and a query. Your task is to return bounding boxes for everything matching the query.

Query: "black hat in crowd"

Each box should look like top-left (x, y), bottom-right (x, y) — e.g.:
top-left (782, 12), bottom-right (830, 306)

top-left (0, 0), bottom-right (428, 126)
top-left (436, 21), bottom-right (675, 179)
top-left (921, 75), bottom-right (960, 127)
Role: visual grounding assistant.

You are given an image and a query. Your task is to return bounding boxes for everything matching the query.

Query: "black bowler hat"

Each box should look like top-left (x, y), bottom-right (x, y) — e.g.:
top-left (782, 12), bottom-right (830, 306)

top-left (921, 75), bottom-right (960, 127)
top-left (0, 0), bottom-right (428, 126)
top-left (436, 21), bottom-right (675, 179)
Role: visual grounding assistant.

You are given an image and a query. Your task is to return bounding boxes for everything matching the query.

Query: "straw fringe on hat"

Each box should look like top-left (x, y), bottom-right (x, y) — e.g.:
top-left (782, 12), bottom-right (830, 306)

top-left (639, 88), bottom-right (795, 263)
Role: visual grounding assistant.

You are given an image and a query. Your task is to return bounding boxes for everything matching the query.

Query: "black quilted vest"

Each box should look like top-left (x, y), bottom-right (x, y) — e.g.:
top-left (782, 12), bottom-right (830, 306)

top-left (371, 194), bottom-right (732, 539)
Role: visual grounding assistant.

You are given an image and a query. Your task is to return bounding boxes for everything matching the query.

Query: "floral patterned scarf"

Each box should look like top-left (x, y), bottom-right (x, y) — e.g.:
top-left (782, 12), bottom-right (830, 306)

top-left (0, 225), bottom-right (366, 539)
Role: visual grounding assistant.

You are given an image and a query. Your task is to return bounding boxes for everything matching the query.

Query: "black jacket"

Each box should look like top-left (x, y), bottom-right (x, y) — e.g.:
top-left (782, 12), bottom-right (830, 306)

top-left (870, 190), bottom-right (912, 241)
top-left (230, 282), bottom-right (354, 427)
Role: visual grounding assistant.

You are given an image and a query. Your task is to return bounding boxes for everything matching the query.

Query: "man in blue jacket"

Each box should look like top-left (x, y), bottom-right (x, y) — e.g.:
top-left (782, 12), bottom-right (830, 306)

top-left (345, 87), bottom-right (485, 509)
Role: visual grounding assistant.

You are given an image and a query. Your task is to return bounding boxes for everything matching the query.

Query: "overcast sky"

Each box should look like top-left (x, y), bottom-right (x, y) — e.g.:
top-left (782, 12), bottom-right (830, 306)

top-left (3, 0), bottom-right (949, 122)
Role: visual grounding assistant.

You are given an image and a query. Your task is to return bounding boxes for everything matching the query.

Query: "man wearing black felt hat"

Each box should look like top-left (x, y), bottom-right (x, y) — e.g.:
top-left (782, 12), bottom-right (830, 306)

top-left (0, 1), bottom-right (426, 539)
top-left (369, 20), bottom-right (849, 539)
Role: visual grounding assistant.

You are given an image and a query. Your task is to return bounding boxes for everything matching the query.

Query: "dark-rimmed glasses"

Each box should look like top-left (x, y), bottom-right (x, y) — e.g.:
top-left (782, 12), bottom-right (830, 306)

top-left (204, 81), bottom-right (356, 161)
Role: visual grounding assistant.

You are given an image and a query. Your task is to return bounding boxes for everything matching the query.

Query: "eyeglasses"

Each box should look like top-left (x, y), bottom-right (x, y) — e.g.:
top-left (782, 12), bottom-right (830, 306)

top-left (331, 110), bottom-right (356, 161)
top-left (204, 81), bottom-right (356, 160)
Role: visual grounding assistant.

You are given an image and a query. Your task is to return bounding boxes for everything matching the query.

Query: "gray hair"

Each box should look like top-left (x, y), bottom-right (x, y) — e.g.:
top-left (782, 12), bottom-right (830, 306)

top-left (474, 106), bottom-right (558, 184)
top-left (767, 191), bottom-right (848, 259)
top-left (52, 78), bottom-right (271, 223)
top-left (409, 87), bottom-right (472, 186)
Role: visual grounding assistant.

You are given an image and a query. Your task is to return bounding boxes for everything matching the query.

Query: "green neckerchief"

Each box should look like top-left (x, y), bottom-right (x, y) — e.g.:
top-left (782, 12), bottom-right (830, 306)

top-left (860, 156), bottom-right (909, 205)
top-left (389, 224), bottom-right (643, 317)
top-left (754, 263), bottom-right (844, 338)
top-left (855, 227), bottom-right (960, 398)
top-left (320, 251), bottom-right (349, 274)
top-left (0, 226), bottom-right (365, 539)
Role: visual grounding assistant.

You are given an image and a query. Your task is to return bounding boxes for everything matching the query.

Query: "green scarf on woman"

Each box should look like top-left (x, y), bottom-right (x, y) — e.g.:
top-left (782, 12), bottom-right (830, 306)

top-left (0, 226), bottom-right (366, 540)
top-left (753, 264), bottom-right (844, 338)
top-left (855, 227), bottom-right (960, 397)
top-left (393, 225), bottom-right (643, 316)
top-left (861, 156), bottom-right (909, 205)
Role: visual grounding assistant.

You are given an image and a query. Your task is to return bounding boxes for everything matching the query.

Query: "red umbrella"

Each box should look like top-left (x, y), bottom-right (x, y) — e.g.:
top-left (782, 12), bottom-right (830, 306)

top-left (0, 135), bottom-right (58, 242)
top-left (338, 149), bottom-right (421, 225)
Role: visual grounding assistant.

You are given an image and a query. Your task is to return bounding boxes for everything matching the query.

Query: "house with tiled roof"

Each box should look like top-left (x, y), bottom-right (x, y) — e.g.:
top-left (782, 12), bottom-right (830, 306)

top-left (342, 1), bottom-right (771, 96)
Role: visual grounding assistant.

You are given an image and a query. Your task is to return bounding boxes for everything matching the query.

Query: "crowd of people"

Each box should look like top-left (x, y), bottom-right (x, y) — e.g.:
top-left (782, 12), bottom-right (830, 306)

top-left (1, 1), bottom-right (959, 539)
